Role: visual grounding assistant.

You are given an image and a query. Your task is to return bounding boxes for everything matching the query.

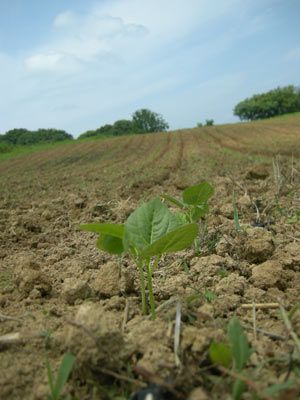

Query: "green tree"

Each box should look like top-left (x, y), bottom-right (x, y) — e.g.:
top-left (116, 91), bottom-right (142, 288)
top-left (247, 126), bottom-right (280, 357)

top-left (234, 85), bottom-right (300, 121)
top-left (3, 128), bottom-right (30, 144)
top-left (78, 124), bottom-right (114, 139)
top-left (132, 108), bottom-right (169, 133)
top-left (1, 128), bottom-right (73, 146)
top-left (205, 119), bottom-right (214, 126)
top-left (112, 119), bottom-right (135, 136)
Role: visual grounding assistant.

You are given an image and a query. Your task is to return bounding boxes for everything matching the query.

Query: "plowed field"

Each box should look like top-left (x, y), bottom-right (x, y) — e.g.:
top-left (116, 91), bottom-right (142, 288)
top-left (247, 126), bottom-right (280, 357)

top-left (1, 116), bottom-right (300, 400)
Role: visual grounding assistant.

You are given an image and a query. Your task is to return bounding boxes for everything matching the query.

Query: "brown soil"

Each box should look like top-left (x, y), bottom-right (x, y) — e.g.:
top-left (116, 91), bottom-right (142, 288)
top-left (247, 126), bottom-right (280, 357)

top-left (1, 117), bottom-right (300, 399)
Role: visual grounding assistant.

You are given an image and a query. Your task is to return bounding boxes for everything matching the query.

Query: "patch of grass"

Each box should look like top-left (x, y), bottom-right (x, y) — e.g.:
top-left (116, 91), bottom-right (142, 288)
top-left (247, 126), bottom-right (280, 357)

top-left (0, 267), bottom-right (15, 293)
top-left (0, 140), bottom-right (74, 162)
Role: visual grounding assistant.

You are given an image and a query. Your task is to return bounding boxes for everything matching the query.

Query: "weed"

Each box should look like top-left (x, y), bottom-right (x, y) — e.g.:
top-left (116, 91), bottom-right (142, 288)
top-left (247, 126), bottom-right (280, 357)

top-left (218, 267), bottom-right (229, 279)
top-left (272, 156), bottom-right (284, 197)
top-left (46, 352), bottom-right (75, 400)
top-left (203, 289), bottom-right (217, 303)
top-left (233, 192), bottom-right (241, 232)
top-left (80, 197), bottom-right (198, 319)
top-left (287, 210), bottom-right (300, 224)
top-left (180, 257), bottom-right (190, 274)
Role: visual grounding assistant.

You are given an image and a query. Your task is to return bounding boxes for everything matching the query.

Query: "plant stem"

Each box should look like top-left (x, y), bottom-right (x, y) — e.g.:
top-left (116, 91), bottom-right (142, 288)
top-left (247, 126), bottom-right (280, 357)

top-left (146, 260), bottom-right (156, 320)
top-left (137, 260), bottom-right (147, 315)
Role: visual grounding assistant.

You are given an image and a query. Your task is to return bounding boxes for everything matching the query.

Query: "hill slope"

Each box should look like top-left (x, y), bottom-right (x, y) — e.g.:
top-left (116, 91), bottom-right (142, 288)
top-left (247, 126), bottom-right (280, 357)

top-left (0, 116), bottom-right (300, 399)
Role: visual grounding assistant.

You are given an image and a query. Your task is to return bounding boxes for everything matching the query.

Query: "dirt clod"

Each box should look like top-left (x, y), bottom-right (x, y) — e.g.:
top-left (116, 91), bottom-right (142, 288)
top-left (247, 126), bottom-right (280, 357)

top-left (15, 268), bottom-right (52, 298)
top-left (91, 261), bottom-right (121, 297)
top-left (62, 278), bottom-right (92, 305)
top-left (245, 164), bottom-right (269, 180)
top-left (251, 260), bottom-right (285, 290)
top-left (65, 304), bottom-right (126, 373)
top-left (238, 227), bottom-right (275, 263)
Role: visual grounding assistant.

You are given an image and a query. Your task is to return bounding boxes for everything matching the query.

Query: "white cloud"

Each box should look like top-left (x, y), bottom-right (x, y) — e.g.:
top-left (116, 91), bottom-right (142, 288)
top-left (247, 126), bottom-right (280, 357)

top-left (24, 10), bottom-right (148, 73)
top-left (24, 0), bottom-right (250, 74)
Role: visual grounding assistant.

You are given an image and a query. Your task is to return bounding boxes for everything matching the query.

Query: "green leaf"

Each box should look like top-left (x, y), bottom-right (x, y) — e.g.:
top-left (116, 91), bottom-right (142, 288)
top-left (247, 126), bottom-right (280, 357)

top-left (141, 223), bottom-right (198, 258)
top-left (97, 234), bottom-right (124, 255)
top-left (161, 194), bottom-right (186, 209)
top-left (262, 381), bottom-right (295, 397)
top-left (79, 223), bottom-right (124, 238)
top-left (228, 318), bottom-right (252, 372)
top-left (46, 358), bottom-right (55, 398)
top-left (191, 204), bottom-right (209, 221)
top-left (232, 379), bottom-right (246, 400)
top-left (123, 198), bottom-right (181, 253)
top-left (182, 182), bottom-right (214, 205)
top-left (175, 211), bottom-right (189, 224)
top-left (209, 342), bottom-right (232, 368)
top-left (53, 353), bottom-right (75, 400)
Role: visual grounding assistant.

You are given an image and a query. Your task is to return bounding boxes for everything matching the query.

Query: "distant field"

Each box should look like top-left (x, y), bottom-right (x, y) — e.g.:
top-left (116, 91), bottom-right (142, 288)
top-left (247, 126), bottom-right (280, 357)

top-left (0, 114), bottom-right (300, 400)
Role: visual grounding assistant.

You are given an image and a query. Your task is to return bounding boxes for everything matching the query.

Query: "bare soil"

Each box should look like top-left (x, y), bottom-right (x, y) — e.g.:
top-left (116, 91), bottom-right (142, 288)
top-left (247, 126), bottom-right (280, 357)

top-left (0, 117), bottom-right (300, 399)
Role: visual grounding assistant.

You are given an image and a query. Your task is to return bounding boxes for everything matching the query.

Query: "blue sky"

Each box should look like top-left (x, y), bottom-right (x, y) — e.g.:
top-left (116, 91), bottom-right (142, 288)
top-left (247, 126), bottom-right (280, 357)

top-left (0, 0), bottom-right (300, 137)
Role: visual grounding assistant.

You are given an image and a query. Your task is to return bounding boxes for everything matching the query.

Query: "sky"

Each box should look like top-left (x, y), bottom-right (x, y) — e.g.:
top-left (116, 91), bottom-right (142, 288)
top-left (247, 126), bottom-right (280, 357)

top-left (0, 0), bottom-right (300, 137)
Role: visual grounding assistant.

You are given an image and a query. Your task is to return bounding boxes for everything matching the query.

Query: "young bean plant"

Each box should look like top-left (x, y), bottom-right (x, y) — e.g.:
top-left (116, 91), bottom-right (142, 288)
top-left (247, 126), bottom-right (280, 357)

top-left (161, 182), bottom-right (214, 253)
top-left (80, 197), bottom-right (198, 319)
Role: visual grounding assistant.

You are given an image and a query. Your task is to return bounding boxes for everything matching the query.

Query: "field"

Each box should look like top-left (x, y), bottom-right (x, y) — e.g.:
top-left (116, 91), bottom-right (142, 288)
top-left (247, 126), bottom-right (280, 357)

top-left (0, 115), bottom-right (300, 400)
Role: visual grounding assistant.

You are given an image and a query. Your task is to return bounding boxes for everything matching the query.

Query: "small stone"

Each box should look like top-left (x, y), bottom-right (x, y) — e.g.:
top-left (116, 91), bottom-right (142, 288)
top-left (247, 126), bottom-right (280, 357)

top-left (188, 387), bottom-right (209, 400)
top-left (237, 194), bottom-right (252, 208)
top-left (74, 198), bottom-right (86, 208)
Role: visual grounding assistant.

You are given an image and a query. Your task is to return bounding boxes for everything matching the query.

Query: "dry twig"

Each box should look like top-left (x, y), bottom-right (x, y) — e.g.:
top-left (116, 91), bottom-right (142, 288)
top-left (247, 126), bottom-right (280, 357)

top-left (241, 303), bottom-right (280, 310)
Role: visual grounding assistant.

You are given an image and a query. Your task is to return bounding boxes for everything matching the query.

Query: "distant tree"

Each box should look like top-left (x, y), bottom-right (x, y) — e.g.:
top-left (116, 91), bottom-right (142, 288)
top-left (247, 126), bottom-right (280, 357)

top-left (234, 85), bottom-right (300, 121)
top-left (196, 122), bottom-right (203, 127)
top-left (1, 128), bottom-right (73, 146)
top-left (78, 124), bottom-right (114, 139)
top-left (132, 108), bottom-right (169, 133)
top-left (112, 119), bottom-right (135, 136)
top-left (205, 119), bottom-right (214, 126)
top-left (3, 128), bottom-right (30, 144)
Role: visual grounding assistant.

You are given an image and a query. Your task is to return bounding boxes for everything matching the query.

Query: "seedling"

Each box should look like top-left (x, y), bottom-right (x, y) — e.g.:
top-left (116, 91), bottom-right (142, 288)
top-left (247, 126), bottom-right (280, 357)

top-left (46, 352), bottom-right (75, 400)
top-left (161, 182), bottom-right (214, 252)
top-left (209, 318), bottom-right (252, 400)
top-left (80, 197), bottom-right (198, 319)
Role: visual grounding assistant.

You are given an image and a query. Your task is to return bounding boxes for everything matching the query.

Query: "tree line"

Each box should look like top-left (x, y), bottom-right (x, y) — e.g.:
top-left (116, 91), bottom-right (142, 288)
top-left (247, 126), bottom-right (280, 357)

top-left (0, 128), bottom-right (73, 153)
top-left (77, 109), bottom-right (169, 139)
top-left (234, 85), bottom-right (300, 121)
top-left (1, 87), bottom-right (299, 155)
top-left (0, 109), bottom-right (169, 153)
